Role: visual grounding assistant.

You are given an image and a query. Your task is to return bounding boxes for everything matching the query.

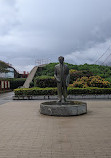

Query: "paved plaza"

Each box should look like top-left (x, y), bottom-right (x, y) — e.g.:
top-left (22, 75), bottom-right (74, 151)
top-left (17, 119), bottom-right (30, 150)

top-left (0, 99), bottom-right (111, 158)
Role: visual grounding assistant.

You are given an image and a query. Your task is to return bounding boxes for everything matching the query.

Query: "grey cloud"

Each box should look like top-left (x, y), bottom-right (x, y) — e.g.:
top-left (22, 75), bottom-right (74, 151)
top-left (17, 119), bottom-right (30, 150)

top-left (0, 0), bottom-right (111, 71)
top-left (0, 0), bottom-right (19, 36)
top-left (3, 0), bottom-right (16, 6)
top-left (65, 39), bottom-right (111, 65)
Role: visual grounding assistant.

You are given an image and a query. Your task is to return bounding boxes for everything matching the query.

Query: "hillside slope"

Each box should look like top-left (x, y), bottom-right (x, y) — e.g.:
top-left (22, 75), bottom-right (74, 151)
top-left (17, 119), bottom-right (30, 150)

top-left (35, 63), bottom-right (111, 82)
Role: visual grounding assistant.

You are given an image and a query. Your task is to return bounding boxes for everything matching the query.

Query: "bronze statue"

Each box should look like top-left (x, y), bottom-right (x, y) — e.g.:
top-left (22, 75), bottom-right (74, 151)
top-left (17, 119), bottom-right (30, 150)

top-left (54, 56), bottom-right (70, 102)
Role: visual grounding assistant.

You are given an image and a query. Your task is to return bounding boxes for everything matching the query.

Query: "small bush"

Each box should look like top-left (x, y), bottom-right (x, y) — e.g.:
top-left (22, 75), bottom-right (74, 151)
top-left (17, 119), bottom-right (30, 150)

top-left (34, 75), bottom-right (57, 88)
top-left (30, 81), bottom-right (34, 88)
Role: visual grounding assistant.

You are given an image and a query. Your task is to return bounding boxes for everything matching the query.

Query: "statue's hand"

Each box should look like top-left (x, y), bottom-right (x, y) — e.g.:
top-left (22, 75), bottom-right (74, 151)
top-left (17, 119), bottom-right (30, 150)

top-left (57, 79), bottom-right (61, 83)
top-left (66, 74), bottom-right (70, 86)
top-left (54, 75), bottom-right (60, 82)
top-left (66, 80), bottom-right (69, 87)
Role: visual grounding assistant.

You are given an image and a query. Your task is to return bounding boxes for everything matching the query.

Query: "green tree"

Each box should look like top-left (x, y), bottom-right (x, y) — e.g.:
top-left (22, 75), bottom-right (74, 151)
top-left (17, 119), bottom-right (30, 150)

top-left (0, 61), bottom-right (9, 73)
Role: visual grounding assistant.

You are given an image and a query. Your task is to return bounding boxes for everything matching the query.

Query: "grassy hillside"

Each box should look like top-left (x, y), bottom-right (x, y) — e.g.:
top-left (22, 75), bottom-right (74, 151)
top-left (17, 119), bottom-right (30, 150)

top-left (35, 63), bottom-right (111, 83)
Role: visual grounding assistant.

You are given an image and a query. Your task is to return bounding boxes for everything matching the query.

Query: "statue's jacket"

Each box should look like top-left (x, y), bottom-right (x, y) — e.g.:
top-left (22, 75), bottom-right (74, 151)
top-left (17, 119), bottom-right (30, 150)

top-left (54, 64), bottom-right (70, 86)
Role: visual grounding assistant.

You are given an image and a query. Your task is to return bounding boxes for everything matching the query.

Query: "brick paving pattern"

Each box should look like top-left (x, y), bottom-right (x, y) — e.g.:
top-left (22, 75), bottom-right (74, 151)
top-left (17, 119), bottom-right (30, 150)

top-left (0, 100), bottom-right (111, 158)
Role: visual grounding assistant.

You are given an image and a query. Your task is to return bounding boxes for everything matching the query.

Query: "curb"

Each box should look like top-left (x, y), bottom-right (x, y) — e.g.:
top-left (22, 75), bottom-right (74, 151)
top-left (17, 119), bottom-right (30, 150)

top-left (13, 94), bottom-right (111, 100)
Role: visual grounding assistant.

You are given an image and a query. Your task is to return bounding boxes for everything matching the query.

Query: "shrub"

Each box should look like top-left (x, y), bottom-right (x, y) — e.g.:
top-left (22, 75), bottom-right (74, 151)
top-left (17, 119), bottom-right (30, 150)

top-left (30, 81), bottom-right (34, 88)
top-left (34, 75), bottom-right (57, 88)
top-left (72, 76), bottom-right (111, 88)
top-left (14, 87), bottom-right (111, 96)
top-left (88, 76), bottom-right (110, 88)
top-left (72, 81), bottom-right (84, 88)
top-left (105, 77), bottom-right (111, 83)
top-left (69, 69), bottom-right (93, 83)
top-left (68, 87), bottom-right (111, 95)
top-left (10, 78), bottom-right (26, 89)
top-left (14, 87), bottom-right (57, 96)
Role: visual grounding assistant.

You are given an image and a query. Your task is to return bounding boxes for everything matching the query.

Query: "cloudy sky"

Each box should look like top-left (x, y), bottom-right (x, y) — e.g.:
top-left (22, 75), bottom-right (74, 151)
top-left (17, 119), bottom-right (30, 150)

top-left (0, 0), bottom-right (111, 72)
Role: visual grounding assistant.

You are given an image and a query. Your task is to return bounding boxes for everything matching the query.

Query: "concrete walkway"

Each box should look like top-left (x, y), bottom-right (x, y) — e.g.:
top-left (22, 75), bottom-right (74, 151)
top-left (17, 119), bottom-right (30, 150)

top-left (0, 92), bottom-right (14, 105)
top-left (0, 100), bottom-right (111, 158)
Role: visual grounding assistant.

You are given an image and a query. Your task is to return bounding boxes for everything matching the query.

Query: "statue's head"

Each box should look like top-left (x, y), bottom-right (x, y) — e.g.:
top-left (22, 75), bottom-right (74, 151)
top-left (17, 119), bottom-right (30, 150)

top-left (58, 56), bottom-right (64, 64)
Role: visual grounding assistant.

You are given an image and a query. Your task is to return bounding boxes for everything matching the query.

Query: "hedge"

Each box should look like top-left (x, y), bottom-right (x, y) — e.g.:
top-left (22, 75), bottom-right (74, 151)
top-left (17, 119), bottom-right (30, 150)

top-left (0, 78), bottom-right (26, 89)
top-left (10, 78), bottom-right (26, 89)
top-left (14, 87), bottom-right (57, 96)
top-left (14, 87), bottom-right (111, 96)
top-left (34, 75), bottom-right (56, 88)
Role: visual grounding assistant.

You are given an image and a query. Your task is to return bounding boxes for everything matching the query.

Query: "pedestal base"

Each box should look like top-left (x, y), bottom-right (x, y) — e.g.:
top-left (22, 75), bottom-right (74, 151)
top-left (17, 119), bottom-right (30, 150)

top-left (40, 101), bottom-right (87, 116)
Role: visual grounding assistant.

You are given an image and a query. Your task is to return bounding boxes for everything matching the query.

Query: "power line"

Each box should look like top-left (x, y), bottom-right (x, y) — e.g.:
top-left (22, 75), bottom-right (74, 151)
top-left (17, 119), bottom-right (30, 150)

top-left (95, 45), bottom-right (111, 64)
top-left (35, 58), bottom-right (51, 66)
top-left (101, 52), bottom-right (111, 65)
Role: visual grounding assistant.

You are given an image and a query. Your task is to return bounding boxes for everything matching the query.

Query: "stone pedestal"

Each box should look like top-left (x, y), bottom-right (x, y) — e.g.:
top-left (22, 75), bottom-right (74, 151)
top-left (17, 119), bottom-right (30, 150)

top-left (40, 101), bottom-right (87, 116)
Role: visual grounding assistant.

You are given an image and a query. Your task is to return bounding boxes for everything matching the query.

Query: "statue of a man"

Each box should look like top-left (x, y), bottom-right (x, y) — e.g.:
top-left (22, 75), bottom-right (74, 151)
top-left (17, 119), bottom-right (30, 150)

top-left (54, 56), bottom-right (70, 102)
